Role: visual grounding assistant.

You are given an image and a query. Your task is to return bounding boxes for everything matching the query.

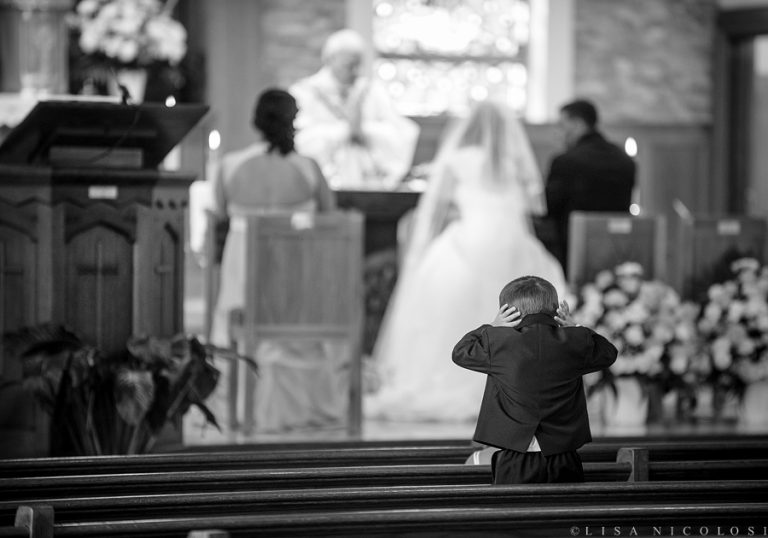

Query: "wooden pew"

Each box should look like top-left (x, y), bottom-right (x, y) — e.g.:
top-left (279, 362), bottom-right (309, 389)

top-left (14, 502), bottom-right (768, 537)
top-left (3, 481), bottom-right (767, 524)
top-left (0, 446), bottom-right (478, 477)
top-left (0, 505), bottom-right (52, 538)
top-left (2, 441), bottom-right (766, 537)
top-left (1, 445), bottom-right (766, 536)
top-left (583, 437), bottom-right (768, 462)
top-left (2, 437), bottom-right (767, 477)
top-left (7, 456), bottom-right (768, 501)
top-left (0, 461), bottom-right (632, 501)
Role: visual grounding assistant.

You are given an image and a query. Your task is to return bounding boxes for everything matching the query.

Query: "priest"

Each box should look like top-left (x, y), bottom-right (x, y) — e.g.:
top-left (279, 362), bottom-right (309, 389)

top-left (290, 29), bottom-right (419, 190)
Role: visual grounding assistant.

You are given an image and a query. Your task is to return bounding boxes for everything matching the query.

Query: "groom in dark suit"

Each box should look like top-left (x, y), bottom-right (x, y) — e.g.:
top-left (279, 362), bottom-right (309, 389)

top-left (544, 99), bottom-right (636, 273)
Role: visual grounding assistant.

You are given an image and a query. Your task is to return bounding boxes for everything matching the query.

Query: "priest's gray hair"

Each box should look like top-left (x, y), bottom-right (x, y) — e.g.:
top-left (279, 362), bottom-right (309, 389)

top-left (321, 29), bottom-right (366, 62)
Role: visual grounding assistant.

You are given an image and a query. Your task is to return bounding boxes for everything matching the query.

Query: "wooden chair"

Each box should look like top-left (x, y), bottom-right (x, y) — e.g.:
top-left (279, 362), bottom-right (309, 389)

top-left (230, 211), bottom-right (365, 436)
top-left (202, 209), bottom-right (225, 343)
top-left (567, 211), bottom-right (667, 289)
top-left (669, 201), bottom-right (766, 300)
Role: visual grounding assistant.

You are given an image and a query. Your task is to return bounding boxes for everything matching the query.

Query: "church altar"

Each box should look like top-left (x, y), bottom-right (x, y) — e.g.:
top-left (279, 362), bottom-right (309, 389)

top-left (334, 187), bottom-right (421, 256)
top-left (333, 186), bottom-right (561, 260)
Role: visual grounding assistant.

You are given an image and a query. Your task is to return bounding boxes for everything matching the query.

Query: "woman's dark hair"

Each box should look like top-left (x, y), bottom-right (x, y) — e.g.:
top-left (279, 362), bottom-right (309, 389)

top-left (252, 88), bottom-right (298, 155)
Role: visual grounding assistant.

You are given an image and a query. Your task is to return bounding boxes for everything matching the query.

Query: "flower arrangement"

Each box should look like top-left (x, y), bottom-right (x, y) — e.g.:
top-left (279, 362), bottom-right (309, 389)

top-left (573, 262), bottom-right (697, 387)
top-left (572, 262), bottom-right (710, 427)
top-left (3, 324), bottom-right (255, 456)
top-left (70, 0), bottom-right (187, 70)
top-left (697, 258), bottom-right (768, 390)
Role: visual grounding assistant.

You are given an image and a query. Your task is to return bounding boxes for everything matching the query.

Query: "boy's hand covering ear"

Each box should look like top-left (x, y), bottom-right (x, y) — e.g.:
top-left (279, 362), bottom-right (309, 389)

top-left (555, 300), bottom-right (577, 327)
top-left (492, 304), bottom-right (521, 327)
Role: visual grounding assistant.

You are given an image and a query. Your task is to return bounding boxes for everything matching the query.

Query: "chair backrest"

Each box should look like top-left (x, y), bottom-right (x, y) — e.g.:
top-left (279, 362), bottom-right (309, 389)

top-left (670, 211), bottom-right (766, 300)
top-left (241, 210), bottom-right (365, 433)
top-left (568, 211), bottom-right (667, 289)
top-left (202, 209), bottom-right (224, 342)
top-left (242, 211), bottom-right (364, 335)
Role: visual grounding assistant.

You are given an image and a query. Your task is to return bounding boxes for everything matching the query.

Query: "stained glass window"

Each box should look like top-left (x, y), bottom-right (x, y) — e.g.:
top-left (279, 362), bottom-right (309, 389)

top-left (373, 0), bottom-right (531, 116)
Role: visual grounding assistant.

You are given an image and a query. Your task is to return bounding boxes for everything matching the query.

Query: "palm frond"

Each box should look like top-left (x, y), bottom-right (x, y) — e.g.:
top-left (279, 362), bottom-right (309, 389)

top-left (3, 323), bottom-right (82, 358)
top-left (192, 400), bottom-right (221, 432)
top-left (114, 369), bottom-right (155, 426)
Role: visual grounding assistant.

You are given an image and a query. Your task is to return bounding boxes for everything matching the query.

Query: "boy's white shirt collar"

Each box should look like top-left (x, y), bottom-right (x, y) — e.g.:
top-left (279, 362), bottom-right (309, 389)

top-left (527, 436), bottom-right (541, 452)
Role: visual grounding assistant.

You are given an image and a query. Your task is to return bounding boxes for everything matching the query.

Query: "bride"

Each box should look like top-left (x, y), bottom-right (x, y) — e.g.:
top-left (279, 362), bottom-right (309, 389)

top-left (364, 99), bottom-right (567, 423)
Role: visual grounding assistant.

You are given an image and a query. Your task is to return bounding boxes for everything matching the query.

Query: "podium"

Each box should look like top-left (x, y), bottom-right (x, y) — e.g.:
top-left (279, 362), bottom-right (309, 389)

top-left (0, 99), bottom-right (207, 457)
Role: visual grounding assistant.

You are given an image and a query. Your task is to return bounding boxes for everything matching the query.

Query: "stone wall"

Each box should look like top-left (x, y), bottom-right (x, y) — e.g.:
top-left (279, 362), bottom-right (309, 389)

top-left (574, 0), bottom-right (716, 124)
top-left (260, 0), bottom-right (346, 88)
top-left (204, 0), bottom-right (717, 149)
top-left (254, 0), bottom-right (717, 124)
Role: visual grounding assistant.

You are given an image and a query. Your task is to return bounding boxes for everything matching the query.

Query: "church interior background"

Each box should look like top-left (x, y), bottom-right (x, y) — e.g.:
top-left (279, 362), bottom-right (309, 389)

top-left (1, 0), bottom-right (768, 457)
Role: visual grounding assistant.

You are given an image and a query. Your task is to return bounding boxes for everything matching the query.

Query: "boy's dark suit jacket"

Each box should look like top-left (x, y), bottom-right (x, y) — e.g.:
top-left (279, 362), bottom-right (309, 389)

top-left (452, 313), bottom-right (617, 456)
top-left (544, 130), bottom-right (636, 269)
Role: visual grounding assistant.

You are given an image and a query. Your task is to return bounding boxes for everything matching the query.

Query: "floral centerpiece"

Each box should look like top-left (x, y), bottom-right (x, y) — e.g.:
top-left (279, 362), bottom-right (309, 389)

top-left (572, 262), bottom-right (699, 426)
top-left (2, 324), bottom-right (255, 455)
top-left (697, 258), bottom-right (768, 425)
top-left (68, 0), bottom-right (187, 99)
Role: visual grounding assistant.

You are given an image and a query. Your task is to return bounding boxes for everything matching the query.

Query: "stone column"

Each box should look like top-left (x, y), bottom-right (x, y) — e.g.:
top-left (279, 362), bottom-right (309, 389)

top-left (0, 0), bottom-right (74, 95)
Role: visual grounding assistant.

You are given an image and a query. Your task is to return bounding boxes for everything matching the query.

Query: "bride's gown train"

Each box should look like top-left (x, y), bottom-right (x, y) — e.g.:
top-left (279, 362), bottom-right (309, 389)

top-left (364, 147), bottom-right (567, 423)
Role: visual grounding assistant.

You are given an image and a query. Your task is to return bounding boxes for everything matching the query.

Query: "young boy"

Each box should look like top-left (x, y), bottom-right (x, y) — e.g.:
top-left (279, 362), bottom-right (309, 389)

top-left (452, 275), bottom-right (617, 484)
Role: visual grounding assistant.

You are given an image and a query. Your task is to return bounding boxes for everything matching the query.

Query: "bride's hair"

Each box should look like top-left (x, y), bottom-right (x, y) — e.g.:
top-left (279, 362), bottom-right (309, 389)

top-left (439, 100), bottom-right (544, 208)
top-left (499, 276), bottom-right (559, 317)
top-left (453, 100), bottom-right (508, 186)
top-left (403, 99), bottom-right (545, 269)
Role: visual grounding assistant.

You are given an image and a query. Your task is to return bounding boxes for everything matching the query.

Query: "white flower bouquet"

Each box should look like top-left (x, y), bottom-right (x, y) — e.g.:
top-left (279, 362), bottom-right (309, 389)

top-left (574, 262), bottom-right (697, 382)
top-left (698, 258), bottom-right (768, 391)
top-left (70, 0), bottom-right (187, 69)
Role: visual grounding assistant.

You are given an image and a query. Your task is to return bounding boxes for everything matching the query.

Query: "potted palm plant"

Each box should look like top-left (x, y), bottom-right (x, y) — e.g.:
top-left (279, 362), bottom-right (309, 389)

top-left (3, 324), bottom-right (255, 456)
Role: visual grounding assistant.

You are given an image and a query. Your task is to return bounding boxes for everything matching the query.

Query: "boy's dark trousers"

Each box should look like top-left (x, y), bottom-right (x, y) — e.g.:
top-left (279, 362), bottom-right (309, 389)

top-left (491, 449), bottom-right (584, 484)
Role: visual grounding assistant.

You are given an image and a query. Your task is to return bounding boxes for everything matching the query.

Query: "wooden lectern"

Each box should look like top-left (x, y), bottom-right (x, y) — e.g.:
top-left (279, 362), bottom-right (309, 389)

top-left (0, 99), bottom-right (207, 457)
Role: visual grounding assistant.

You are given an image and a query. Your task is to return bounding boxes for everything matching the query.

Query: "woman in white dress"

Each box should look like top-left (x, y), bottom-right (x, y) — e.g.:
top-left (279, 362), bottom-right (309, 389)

top-left (365, 100), bottom-right (567, 423)
top-left (197, 89), bottom-right (336, 438)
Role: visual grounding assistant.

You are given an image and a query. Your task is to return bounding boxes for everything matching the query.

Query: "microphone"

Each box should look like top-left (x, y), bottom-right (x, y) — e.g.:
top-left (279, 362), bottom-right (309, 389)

top-left (110, 68), bottom-right (134, 105)
top-left (117, 83), bottom-right (132, 105)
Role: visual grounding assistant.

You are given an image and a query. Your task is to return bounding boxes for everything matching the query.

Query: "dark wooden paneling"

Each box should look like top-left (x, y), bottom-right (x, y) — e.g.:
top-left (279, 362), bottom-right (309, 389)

top-left (65, 226), bottom-right (134, 354)
top-left (411, 118), bottom-right (713, 217)
top-left (714, 6), bottom-right (768, 215)
top-left (0, 166), bottom-right (194, 458)
top-left (718, 7), bottom-right (768, 37)
top-left (134, 208), bottom-right (184, 339)
top-left (0, 197), bottom-right (49, 459)
top-left (0, 232), bottom-right (36, 374)
top-left (0, 207), bottom-right (37, 377)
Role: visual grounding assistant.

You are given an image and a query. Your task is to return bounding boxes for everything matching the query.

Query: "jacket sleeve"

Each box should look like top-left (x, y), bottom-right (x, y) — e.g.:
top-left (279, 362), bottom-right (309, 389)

top-left (544, 155), bottom-right (571, 218)
top-left (452, 325), bottom-right (493, 374)
top-left (580, 329), bottom-right (618, 375)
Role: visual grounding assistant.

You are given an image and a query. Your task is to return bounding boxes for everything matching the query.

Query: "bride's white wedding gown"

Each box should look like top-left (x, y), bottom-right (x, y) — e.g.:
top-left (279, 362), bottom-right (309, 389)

top-left (364, 147), bottom-right (567, 423)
